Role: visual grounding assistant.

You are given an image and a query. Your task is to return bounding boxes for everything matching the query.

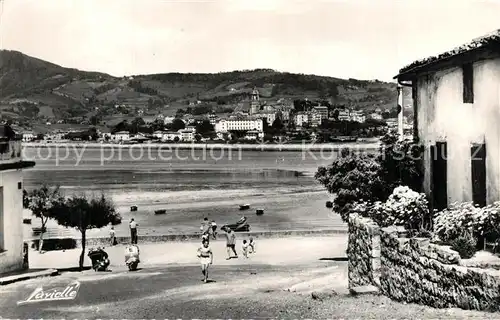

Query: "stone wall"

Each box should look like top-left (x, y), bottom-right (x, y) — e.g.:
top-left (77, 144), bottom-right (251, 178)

top-left (348, 214), bottom-right (500, 312)
top-left (347, 215), bottom-right (381, 289)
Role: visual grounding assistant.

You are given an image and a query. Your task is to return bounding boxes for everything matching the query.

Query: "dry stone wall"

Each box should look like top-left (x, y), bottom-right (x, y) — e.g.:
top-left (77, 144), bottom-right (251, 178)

top-left (347, 215), bottom-right (381, 289)
top-left (348, 215), bottom-right (500, 312)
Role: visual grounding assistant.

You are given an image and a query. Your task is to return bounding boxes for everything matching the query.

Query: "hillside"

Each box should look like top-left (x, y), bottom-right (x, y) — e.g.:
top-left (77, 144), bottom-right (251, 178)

top-left (0, 50), bottom-right (400, 126)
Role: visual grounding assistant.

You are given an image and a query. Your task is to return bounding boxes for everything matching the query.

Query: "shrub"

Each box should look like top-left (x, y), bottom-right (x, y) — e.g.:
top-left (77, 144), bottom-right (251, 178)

top-left (433, 202), bottom-right (500, 246)
top-left (450, 231), bottom-right (477, 259)
top-left (351, 186), bottom-right (428, 229)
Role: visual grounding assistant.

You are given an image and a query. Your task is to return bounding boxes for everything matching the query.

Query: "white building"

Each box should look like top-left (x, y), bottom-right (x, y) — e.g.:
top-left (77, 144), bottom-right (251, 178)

top-left (163, 116), bottom-right (175, 125)
top-left (215, 118), bottom-right (263, 133)
top-left (0, 126), bottom-right (35, 273)
top-left (370, 113), bottom-right (383, 120)
top-left (179, 128), bottom-right (196, 142)
top-left (208, 114), bottom-right (218, 125)
top-left (394, 29), bottom-right (500, 209)
top-left (153, 131), bottom-right (181, 141)
top-left (110, 131), bottom-right (130, 142)
top-left (337, 110), bottom-right (351, 121)
top-left (21, 132), bottom-right (36, 142)
top-left (294, 112), bottom-right (309, 128)
top-left (313, 106), bottom-right (329, 120)
top-left (44, 131), bottom-right (66, 141)
top-left (244, 130), bottom-right (264, 140)
top-left (255, 112), bottom-right (276, 125)
top-left (310, 111), bottom-right (322, 127)
top-left (350, 111), bottom-right (366, 123)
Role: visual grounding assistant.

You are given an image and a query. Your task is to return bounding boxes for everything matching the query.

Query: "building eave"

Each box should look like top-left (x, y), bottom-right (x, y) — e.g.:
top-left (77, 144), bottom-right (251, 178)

top-left (395, 31), bottom-right (500, 81)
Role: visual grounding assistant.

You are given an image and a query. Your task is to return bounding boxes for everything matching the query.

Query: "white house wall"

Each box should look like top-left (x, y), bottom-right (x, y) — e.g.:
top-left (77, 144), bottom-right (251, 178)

top-left (416, 57), bottom-right (500, 205)
top-left (0, 169), bottom-right (24, 273)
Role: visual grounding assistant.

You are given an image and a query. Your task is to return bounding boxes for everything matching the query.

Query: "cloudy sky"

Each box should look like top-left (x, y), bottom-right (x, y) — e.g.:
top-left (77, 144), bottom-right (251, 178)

top-left (1, 0), bottom-right (499, 81)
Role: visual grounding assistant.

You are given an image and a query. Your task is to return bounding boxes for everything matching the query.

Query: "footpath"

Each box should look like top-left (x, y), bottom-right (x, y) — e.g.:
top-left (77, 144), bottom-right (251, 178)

top-left (29, 235), bottom-right (347, 270)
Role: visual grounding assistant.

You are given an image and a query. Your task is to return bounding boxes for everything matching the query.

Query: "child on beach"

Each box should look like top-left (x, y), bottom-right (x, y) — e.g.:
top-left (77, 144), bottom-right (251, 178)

top-left (197, 239), bottom-right (213, 283)
top-left (249, 237), bottom-right (256, 254)
top-left (201, 232), bottom-right (210, 244)
top-left (242, 240), bottom-right (249, 258)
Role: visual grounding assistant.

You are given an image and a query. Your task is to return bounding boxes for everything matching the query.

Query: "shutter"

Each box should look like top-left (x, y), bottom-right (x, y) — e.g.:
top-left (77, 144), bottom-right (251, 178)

top-left (432, 142), bottom-right (448, 211)
top-left (463, 63), bottom-right (474, 103)
top-left (471, 143), bottom-right (487, 207)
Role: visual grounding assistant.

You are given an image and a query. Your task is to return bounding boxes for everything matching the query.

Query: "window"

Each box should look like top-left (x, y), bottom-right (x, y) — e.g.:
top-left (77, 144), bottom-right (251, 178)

top-left (471, 143), bottom-right (487, 207)
top-left (463, 63), bottom-right (474, 103)
top-left (431, 142), bottom-right (448, 211)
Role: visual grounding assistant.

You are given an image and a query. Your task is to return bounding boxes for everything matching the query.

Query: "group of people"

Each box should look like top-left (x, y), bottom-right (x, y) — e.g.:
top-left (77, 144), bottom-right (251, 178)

top-left (196, 217), bottom-right (256, 283)
top-left (109, 218), bottom-right (139, 246)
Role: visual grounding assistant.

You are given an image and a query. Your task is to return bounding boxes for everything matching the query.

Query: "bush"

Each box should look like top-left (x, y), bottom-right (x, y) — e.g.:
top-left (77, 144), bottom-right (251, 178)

top-left (434, 201), bottom-right (500, 246)
top-left (315, 149), bottom-right (389, 222)
top-left (450, 231), bottom-right (477, 259)
top-left (351, 186), bottom-right (428, 229)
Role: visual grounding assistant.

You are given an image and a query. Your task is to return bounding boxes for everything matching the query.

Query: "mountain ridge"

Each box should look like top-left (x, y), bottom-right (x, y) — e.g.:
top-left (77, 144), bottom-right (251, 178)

top-left (0, 50), bottom-right (401, 125)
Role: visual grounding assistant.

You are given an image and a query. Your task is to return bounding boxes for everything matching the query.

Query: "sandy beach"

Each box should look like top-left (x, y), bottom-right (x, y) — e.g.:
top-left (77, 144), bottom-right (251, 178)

top-left (21, 145), bottom-right (351, 241)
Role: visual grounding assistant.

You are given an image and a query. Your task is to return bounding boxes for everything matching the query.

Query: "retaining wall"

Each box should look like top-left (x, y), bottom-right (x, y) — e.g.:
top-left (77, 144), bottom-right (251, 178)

top-left (348, 214), bottom-right (500, 312)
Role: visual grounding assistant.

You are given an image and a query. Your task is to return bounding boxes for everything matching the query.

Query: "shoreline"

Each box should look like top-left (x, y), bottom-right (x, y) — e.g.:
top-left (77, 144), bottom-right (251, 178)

top-left (23, 141), bottom-right (381, 151)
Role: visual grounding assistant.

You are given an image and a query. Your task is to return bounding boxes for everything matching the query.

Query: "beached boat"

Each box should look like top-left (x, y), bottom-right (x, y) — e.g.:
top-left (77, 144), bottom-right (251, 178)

top-left (23, 218), bottom-right (32, 224)
top-left (154, 209), bottom-right (167, 215)
top-left (239, 204), bottom-right (250, 210)
top-left (326, 201), bottom-right (333, 208)
top-left (130, 206), bottom-right (138, 212)
top-left (256, 209), bottom-right (264, 216)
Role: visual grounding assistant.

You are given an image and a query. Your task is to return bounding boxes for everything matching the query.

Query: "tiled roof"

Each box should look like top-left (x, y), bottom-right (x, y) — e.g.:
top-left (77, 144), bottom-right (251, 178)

top-left (396, 29), bottom-right (500, 78)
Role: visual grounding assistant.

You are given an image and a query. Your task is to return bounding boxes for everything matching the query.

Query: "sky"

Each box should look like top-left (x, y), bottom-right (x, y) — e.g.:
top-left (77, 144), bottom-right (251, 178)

top-left (1, 0), bottom-right (500, 81)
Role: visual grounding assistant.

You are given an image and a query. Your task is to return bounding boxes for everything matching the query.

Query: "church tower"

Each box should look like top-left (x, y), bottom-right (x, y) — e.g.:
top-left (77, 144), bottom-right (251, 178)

top-left (250, 87), bottom-right (260, 115)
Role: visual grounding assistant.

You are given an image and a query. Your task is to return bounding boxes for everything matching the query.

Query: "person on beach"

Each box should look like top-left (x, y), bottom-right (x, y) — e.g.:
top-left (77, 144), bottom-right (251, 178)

top-left (200, 217), bottom-right (210, 243)
top-left (249, 236), bottom-right (256, 254)
top-left (242, 239), bottom-right (249, 258)
top-left (210, 220), bottom-right (217, 240)
top-left (202, 232), bottom-right (210, 244)
top-left (225, 227), bottom-right (238, 259)
top-left (197, 239), bottom-right (213, 283)
top-left (129, 218), bottom-right (138, 244)
top-left (109, 226), bottom-right (116, 246)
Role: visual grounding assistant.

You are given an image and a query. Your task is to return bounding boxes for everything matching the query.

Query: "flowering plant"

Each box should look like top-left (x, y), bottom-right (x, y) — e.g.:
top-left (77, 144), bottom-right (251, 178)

top-left (351, 186), bottom-right (429, 229)
top-left (434, 202), bottom-right (500, 243)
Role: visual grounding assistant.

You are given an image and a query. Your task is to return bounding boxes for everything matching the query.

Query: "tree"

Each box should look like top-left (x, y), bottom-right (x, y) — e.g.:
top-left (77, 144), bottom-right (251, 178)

top-left (170, 118), bottom-right (186, 131)
top-left (271, 118), bottom-right (284, 133)
top-left (315, 150), bottom-right (388, 222)
top-left (195, 134), bottom-right (202, 142)
top-left (195, 120), bottom-right (215, 137)
top-left (50, 194), bottom-right (122, 270)
top-left (23, 185), bottom-right (63, 252)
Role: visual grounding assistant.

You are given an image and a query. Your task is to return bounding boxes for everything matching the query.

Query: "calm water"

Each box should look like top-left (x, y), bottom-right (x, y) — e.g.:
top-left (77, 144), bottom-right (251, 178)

top-left (22, 146), bottom-right (372, 238)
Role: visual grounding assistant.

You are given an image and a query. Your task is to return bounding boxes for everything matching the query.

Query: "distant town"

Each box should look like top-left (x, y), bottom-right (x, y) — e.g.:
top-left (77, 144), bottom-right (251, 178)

top-left (6, 88), bottom-right (412, 144)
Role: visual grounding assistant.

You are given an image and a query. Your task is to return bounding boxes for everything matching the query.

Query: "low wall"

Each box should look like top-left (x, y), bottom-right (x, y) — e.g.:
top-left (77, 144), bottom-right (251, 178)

top-left (30, 228), bottom-right (347, 251)
top-left (348, 214), bottom-right (500, 312)
top-left (347, 215), bottom-right (381, 288)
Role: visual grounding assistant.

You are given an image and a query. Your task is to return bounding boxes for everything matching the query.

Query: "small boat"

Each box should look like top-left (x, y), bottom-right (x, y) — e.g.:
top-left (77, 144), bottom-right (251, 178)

top-left (326, 201), bottom-right (333, 208)
top-left (239, 204), bottom-right (250, 210)
top-left (154, 209), bottom-right (167, 215)
top-left (256, 209), bottom-right (264, 216)
top-left (23, 218), bottom-right (32, 224)
top-left (130, 206), bottom-right (138, 212)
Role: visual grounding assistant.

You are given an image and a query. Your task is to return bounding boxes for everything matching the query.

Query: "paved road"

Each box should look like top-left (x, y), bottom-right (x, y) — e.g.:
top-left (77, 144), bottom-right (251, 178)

top-left (0, 262), bottom-right (347, 319)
